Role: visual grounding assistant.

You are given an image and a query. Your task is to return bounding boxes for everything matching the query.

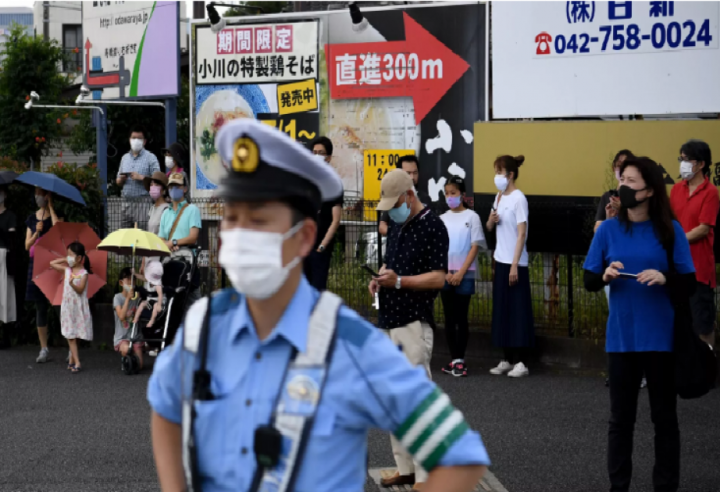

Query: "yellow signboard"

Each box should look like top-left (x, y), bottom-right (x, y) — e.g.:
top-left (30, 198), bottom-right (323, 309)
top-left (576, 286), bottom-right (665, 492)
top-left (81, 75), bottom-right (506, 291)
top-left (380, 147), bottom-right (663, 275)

top-left (363, 149), bottom-right (415, 221)
top-left (473, 120), bottom-right (720, 197)
top-left (277, 78), bottom-right (318, 116)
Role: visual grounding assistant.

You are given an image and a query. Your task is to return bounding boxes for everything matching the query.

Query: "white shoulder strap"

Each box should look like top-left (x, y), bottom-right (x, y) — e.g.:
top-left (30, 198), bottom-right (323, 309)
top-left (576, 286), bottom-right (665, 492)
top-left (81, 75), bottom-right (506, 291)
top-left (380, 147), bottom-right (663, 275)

top-left (295, 291), bottom-right (342, 366)
top-left (182, 297), bottom-right (209, 354)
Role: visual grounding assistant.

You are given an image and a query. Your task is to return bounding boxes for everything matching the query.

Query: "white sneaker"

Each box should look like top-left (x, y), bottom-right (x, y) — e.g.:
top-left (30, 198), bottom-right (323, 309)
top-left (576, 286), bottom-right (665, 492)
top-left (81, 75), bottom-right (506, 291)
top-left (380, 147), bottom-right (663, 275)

top-left (149, 350), bottom-right (158, 357)
top-left (508, 362), bottom-right (529, 378)
top-left (489, 361), bottom-right (513, 375)
top-left (36, 348), bottom-right (49, 363)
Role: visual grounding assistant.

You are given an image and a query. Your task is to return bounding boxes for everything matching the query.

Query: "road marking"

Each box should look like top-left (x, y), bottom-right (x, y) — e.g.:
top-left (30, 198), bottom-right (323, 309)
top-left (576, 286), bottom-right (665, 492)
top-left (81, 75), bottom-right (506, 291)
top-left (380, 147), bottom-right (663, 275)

top-left (368, 467), bottom-right (508, 492)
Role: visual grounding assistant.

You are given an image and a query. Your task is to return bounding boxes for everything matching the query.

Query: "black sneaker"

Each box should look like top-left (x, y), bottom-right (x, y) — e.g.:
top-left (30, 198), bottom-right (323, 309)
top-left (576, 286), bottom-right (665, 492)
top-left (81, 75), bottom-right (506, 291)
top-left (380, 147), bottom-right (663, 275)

top-left (442, 362), bottom-right (455, 375)
top-left (453, 362), bottom-right (468, 377)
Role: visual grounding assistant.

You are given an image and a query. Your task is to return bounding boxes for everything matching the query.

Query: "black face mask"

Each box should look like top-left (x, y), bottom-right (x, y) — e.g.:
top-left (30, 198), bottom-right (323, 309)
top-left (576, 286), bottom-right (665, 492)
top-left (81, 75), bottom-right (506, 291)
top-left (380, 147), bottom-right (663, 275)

top-left (619, 185), bottom-right (648, 209)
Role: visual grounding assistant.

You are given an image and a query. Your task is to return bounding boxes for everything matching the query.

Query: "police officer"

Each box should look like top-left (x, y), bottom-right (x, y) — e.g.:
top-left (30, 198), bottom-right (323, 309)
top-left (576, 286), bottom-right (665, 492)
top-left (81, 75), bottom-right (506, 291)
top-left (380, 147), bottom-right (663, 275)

top-left (147, 119), bottom-right (491, 492)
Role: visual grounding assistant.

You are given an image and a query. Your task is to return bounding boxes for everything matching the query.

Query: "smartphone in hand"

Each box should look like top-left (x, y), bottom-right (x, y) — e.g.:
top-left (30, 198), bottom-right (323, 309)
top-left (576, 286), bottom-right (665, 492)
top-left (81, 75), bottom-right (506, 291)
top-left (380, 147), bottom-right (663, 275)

top-left (362, 265), bottom-right (380, 277)
top-left (617, 273), bottom-right (637, 279)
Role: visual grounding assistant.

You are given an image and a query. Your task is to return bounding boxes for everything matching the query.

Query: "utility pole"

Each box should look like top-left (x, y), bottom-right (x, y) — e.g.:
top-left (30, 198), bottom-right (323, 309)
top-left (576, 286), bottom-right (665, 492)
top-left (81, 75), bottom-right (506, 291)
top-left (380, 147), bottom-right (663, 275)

top-left (42, 2), bottom-right (49, 41)
top-left (193, 1), bottom-right (205, 20)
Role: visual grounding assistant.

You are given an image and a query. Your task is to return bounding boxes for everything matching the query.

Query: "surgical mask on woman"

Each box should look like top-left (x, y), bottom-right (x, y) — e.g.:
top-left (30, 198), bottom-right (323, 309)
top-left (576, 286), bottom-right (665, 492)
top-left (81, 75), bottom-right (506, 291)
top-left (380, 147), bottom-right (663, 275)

top-left (219, 223), bottom-right (303, 300)
top-left (150, 184), bottom-right (164, 201)
top-left (35, 194), bottom-right (47, 208)
top-left (446, 195), bottom-right (462, 209)
top-left (165, 156), bottom-right (174, 169)
top-left (619, 185), bottom-right (648, 209)
top-left (494, 175), bottom-right (509, 192)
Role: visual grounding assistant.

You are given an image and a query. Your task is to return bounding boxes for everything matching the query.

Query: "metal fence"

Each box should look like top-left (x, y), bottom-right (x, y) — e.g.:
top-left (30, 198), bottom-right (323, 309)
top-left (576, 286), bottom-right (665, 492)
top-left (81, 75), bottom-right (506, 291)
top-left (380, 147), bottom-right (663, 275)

top-left (106, 197), bottom-right (610, 339)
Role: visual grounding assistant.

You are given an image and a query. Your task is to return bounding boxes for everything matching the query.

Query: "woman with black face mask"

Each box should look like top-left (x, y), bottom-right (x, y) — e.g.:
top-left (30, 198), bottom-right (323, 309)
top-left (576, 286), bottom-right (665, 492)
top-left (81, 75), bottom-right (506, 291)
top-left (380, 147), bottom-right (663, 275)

top-left (583, 157), bottom-right (696, 492)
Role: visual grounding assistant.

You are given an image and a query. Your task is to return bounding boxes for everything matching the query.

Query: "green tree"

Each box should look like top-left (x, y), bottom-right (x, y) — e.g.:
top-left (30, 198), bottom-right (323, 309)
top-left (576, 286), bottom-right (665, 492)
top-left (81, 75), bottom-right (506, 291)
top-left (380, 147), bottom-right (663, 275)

top-left (223, 1), bottom-right (290, 17)
top-left (0, 24), bottom-right (73, 166)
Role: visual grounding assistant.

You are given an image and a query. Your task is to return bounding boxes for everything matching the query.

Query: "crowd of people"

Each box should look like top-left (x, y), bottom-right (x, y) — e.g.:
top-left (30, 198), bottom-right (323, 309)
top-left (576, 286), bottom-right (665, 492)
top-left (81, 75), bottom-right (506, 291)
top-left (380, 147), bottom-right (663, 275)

top-left (0, 115), bottom-right (716, 491)
top-left (0, 125), bottom-right (201, 370)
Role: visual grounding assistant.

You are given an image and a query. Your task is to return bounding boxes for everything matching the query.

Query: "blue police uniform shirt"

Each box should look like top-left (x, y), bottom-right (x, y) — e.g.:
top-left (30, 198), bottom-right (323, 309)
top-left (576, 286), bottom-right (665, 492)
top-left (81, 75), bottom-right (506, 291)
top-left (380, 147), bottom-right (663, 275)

top-left (584, 219), bottom-right (694, 353)
top-left (148, 277), bottom-right (490, 492)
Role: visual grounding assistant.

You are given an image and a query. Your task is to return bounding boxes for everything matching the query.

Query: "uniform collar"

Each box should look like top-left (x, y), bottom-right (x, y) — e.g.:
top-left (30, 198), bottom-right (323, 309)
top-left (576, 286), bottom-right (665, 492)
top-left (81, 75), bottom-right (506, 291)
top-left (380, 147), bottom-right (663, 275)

top-left (228, 277), bottom-right (315, 351)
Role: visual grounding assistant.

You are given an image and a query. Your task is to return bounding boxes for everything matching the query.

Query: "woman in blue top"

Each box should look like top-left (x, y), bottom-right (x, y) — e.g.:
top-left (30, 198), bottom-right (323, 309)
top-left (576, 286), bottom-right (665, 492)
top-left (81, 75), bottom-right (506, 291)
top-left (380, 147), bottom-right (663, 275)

top-left (584, 157), bottom-right (696, 492)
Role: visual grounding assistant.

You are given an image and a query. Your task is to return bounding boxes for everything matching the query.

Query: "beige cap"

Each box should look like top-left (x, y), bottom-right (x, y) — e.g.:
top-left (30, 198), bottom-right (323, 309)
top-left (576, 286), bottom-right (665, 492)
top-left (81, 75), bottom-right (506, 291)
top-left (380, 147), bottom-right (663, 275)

top-left (168, 172), bottom-right (185, 187)
top-left (376, 169), bottom-right (413, 211)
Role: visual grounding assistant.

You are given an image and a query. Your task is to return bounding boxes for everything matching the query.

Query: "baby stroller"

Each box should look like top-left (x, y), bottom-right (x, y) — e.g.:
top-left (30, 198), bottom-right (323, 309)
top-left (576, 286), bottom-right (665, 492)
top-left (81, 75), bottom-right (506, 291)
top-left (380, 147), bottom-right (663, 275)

top-left (121, 247), bottom-right (201, 375)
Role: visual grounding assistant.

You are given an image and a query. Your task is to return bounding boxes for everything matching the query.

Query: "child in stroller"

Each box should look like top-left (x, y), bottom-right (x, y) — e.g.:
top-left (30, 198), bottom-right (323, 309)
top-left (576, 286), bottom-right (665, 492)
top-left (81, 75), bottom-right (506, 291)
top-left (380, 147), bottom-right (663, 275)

top-left (132, 259), bottom-right (164, 328)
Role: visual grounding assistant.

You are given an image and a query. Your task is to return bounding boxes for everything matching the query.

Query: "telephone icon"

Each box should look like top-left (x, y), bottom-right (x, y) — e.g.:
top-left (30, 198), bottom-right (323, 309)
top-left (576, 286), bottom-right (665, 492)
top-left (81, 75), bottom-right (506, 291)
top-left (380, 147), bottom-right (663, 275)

top-left (535, 32), bottom-right (552, 55)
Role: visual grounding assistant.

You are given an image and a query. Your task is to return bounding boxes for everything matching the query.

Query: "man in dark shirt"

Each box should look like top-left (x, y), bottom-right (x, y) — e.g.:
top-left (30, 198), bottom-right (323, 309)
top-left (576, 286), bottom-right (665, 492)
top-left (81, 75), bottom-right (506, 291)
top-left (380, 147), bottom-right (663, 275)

top-left (369, 169), bottom-right (448, 491)
top-left (379, 154), bottom-right (432, 236)
top-left (304, 136), bottom-right (343, 291)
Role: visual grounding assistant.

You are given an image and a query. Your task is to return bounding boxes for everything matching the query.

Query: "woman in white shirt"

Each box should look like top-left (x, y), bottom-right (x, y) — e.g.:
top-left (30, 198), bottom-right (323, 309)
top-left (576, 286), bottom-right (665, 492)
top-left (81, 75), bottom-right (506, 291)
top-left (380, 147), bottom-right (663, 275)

top-left (486, 155), bottom-right (535, 378)
top-left (440, 176), bottom-right (486, 378)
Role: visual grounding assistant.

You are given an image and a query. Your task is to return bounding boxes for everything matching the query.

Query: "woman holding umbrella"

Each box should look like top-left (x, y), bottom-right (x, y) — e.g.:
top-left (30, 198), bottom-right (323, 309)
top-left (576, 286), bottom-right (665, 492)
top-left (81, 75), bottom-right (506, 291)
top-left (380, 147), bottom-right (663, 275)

top-left (15, 171), bottom-right (85, 363)
top-left (25, 188), bottom-right (63, 363)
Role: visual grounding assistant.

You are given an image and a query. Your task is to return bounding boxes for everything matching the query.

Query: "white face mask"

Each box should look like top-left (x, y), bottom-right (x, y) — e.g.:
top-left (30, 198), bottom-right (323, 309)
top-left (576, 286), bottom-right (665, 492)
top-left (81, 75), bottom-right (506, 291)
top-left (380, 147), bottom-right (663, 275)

top-left (130, 138), bottom-right (144, 152)
top-left (67, 256), bottom-right (76, 267)
top-left (680, 160), bottom-right (697, 181)
top-left (219, 223), bottom-right (303, 300)
top-left (494, 175), bottom-right (509, 192)
top-left (165, 156), bottom-right (174, 168)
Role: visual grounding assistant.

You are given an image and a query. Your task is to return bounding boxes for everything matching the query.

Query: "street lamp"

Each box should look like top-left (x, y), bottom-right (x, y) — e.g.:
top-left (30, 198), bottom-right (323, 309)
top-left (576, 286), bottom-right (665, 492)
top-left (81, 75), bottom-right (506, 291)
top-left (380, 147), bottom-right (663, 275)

top-left (23, 90), bottom-right (105, 115)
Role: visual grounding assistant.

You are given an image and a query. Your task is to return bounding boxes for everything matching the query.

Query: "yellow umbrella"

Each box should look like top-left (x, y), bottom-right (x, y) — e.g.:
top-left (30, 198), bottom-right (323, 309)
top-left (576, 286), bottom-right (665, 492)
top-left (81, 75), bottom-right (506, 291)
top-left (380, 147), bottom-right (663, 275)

top-left (98, 228), bottom-right (171, 257)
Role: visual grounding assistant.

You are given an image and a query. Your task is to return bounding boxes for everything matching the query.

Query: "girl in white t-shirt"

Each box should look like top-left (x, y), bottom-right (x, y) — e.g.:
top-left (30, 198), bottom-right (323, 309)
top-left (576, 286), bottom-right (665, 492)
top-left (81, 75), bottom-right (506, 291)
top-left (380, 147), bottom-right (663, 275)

top-left (439, 177), bottom-right (486, 378)
top-left (486, 155), bottom-right (535, 378)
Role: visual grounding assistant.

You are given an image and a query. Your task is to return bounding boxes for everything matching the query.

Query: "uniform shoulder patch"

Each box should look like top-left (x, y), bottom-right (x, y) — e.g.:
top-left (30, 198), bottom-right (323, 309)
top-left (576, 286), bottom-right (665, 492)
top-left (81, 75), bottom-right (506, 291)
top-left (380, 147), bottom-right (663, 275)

top-left (336, 306), bottom-right (373, 348)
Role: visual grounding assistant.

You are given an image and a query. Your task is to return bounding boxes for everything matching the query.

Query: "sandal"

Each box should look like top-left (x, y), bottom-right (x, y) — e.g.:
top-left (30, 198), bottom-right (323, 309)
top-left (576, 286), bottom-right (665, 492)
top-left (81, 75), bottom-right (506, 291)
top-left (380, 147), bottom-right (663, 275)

top-left (70, 366), bottom-right (82, 373)
top-left (67, 364), bottom-right (75, 371)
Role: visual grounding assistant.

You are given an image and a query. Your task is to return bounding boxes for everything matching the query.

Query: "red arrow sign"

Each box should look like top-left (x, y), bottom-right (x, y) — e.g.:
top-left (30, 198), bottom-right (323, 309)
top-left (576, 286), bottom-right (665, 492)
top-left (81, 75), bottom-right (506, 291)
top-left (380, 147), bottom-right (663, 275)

top-left (325, 12), bottom-right (470, 125)
top-left (85, 38), bottom-right (121, 87)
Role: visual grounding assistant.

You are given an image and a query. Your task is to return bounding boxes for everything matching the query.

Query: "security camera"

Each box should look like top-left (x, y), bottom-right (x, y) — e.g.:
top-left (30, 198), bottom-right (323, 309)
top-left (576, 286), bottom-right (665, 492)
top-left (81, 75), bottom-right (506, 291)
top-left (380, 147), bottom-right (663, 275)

top-left (30, 91), bottom-right (40, 101)
top-left (80, 85), bottom-right (90, 97)
top-left (349, 2), bottom-right (369, 32)
top-left (207, 3), bottom-right (227, 34)
top-left (24, 101), bottom-right (32, 110)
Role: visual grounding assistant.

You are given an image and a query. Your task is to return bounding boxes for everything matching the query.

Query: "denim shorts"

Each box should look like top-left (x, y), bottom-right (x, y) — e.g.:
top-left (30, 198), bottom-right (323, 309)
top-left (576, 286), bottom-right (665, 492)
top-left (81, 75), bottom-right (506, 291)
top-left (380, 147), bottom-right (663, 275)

top-left (442, 277), bottom-right (475, 296)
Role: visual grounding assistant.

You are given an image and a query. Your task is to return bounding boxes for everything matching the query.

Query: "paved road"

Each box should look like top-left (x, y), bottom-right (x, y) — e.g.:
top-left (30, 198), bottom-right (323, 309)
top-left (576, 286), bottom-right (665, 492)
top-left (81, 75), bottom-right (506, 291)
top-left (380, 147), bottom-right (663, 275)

top-left (1, 346), bottom-right (719, 492)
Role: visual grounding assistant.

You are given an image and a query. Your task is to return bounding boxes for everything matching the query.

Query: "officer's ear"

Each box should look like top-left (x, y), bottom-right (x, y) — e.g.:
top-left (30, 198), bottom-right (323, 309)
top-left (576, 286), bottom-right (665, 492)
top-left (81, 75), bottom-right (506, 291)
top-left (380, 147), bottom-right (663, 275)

top-left (299, 218), bottom-right (317, 258)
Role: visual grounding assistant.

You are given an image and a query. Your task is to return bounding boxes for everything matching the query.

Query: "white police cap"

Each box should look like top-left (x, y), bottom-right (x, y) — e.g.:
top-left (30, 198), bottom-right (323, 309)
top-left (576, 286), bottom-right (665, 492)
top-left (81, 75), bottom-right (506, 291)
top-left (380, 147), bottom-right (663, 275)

top-left (215, 118), bottom-right (343, 208)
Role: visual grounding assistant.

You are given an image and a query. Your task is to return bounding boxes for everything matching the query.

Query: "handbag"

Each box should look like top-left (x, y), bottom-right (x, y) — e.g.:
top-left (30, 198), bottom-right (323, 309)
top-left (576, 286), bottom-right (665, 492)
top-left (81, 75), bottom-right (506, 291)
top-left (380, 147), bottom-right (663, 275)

top-left (664, 237), bottom-right (717, 399)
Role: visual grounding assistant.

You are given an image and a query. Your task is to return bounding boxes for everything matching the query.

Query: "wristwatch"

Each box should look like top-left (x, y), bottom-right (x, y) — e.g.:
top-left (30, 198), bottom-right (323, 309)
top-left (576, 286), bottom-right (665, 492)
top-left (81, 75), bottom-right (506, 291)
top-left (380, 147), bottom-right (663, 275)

top-left (395, 276), bottom-right (402, 289)
top-left (318, 245), bottom-right (325, 252)
top-left (172, 239), bottom-right (178, 247)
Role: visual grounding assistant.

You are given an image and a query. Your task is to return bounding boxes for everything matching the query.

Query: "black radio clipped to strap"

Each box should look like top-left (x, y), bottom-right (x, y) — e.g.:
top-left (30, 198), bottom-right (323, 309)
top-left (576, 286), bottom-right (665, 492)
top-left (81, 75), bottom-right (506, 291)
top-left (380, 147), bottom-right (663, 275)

top-left (254, 426), bottom-right (283, 468)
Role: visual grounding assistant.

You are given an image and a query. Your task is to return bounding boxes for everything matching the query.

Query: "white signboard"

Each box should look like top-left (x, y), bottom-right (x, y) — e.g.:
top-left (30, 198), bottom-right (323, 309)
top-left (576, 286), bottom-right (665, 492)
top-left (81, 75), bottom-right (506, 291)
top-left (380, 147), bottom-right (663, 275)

top-left (492, 1), bottom-right (720, 118)
top-left (82, 1), bottom-right (179, 100)
top-left (194, 21), bottom-right (319, 85)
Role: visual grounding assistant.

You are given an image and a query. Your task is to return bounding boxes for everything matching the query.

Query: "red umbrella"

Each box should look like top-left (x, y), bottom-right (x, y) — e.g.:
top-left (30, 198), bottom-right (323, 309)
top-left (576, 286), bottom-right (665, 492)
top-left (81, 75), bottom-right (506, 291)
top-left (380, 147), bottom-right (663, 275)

top-left (32, 222), bottom-right (107, 306)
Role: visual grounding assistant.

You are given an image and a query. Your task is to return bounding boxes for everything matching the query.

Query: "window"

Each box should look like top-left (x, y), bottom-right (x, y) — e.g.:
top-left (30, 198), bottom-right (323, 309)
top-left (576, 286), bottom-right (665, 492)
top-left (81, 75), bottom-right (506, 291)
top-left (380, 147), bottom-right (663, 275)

top-left (63, 24), bottom-right (82, 73)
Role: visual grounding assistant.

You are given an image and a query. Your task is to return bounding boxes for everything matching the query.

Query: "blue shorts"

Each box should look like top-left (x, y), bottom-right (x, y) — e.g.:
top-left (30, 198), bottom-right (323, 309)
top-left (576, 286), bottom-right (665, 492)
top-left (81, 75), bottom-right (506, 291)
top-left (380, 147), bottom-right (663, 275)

top-left (442, 277), bottom-right (475, 296)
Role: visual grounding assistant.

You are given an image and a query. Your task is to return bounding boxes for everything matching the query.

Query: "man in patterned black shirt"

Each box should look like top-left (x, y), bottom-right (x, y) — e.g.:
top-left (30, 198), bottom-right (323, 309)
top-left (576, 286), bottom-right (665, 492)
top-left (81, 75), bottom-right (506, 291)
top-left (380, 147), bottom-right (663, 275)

top-left (369, 169), bottom-right (449, 491)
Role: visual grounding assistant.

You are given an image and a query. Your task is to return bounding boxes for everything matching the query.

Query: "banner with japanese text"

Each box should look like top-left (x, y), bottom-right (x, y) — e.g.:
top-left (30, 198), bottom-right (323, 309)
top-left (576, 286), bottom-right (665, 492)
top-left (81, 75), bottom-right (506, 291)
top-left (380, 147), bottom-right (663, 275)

top-left (194, 21), bottom-right (319, 85)
top-left (190, 4), bottom-right (486, 205)
top-left (493, 1), bottom-right (720, 117)
top-left (82, 1), bottom-right (179, 100)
